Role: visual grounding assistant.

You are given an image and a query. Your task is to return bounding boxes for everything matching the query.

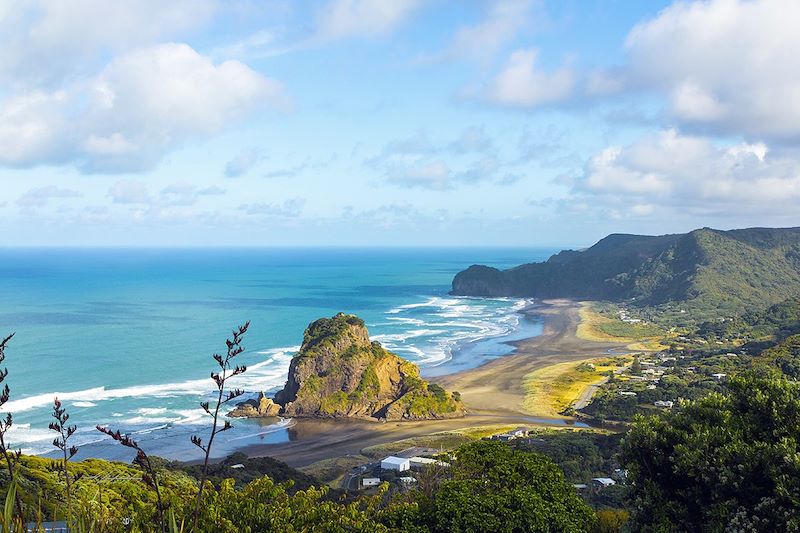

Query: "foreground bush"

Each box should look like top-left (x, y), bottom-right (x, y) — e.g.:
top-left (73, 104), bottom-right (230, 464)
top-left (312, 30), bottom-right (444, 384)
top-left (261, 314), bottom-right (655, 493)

top-left (623, 373), bottom-right (800, 531)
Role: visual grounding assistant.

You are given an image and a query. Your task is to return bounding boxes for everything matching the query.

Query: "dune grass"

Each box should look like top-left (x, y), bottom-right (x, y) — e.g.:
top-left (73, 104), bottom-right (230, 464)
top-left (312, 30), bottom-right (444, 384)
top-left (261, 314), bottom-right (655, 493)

top-left (523, 357), bottom-right (630, 417)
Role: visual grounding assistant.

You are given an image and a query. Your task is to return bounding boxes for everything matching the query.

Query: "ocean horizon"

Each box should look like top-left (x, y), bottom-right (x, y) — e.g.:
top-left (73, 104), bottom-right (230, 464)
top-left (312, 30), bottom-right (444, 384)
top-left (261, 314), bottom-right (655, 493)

top-left (0, 246), bottom-right (554, 461)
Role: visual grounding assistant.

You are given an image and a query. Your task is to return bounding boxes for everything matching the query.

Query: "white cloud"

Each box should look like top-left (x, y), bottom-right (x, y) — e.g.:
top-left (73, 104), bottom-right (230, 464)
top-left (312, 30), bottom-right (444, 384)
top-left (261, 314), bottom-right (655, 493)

top-left (0, 0), bottom-right (216, 86)
top-left (485, 48), bottom-right (574, 108)
top-left (616, 0), bottom-right (800, 139)
top-left (0, 43), bottom-right (286, 173)
top-left (439, 0), bottom-right (537, 63)
top-left (17, 186), bottom-right (82, 207)
top-left (575, 130), bottom-right (800, 216)
top-left (315, 0), bottom-right (421, 40)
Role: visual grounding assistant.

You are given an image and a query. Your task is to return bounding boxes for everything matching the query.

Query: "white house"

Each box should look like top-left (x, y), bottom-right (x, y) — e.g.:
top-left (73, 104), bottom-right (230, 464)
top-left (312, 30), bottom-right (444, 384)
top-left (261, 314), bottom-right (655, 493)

top-left (399, 477), bottom-right (416, 484)
top-left (409, 456), bottom-right (449, 469)
top-left (592, 478), bottom-right (616, 488)
top-left (654, 400), bottom-right (674, 408)
top-left (361, 477), bottom-right (381, 488)
top-left (712, 373), bottom-right (727, 381)
top-left (381, 456), bottom-right (410, 472)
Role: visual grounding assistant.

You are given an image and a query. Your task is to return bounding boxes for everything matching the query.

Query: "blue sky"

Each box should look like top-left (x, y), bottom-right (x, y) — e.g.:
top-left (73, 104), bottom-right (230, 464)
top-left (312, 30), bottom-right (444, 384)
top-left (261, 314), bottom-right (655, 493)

top-left (2, 0), bottom-right (799, 247)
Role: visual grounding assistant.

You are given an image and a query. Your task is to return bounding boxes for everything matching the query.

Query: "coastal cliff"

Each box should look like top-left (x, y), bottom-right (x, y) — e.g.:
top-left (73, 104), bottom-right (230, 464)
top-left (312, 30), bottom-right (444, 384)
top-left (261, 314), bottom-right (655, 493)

top-left (273, 313), bottom-right (464, 420)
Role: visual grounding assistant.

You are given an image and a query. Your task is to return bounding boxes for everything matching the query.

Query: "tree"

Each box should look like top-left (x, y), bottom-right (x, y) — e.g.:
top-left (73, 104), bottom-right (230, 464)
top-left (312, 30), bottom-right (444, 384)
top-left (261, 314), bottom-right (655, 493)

top-left (622, 373), bottom-right (800, 531)
top-left (423, 440), bottom-right (595, 532)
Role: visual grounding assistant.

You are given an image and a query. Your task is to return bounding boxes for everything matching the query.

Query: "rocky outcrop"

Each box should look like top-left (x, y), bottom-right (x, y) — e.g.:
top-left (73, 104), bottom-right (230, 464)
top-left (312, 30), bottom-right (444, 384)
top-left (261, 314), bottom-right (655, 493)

top-left (273, 313), bottom-right (465, 420)
top-left (228, 392), bottom-right (281, 418)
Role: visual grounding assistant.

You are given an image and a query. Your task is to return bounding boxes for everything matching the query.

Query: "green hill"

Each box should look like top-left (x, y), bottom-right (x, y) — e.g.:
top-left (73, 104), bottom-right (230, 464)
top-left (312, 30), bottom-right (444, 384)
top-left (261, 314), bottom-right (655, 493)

top-left (452, 227), bottom-right (800, 315)
top-left (273, 313), bottom-right (465, 420)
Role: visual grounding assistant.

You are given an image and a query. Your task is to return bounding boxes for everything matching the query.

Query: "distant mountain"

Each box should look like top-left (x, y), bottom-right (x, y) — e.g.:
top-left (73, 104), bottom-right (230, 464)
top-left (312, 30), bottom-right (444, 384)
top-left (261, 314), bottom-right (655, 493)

top-left (452, 227), bottom-right (800, 314)
top-left (274, 313), bottom-right (464, 420)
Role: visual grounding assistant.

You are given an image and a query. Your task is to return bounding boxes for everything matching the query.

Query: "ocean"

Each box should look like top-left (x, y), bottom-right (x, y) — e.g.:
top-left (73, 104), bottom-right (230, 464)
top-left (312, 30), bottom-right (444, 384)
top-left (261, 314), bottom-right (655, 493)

top-left (0, 247), bottom-right (554, 461)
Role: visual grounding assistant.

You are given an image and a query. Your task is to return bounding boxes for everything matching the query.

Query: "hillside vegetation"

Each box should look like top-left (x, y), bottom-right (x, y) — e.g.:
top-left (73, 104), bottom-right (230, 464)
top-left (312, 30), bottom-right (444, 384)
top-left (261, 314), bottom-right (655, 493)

top-left (452, 227), bottom-right (800, 316)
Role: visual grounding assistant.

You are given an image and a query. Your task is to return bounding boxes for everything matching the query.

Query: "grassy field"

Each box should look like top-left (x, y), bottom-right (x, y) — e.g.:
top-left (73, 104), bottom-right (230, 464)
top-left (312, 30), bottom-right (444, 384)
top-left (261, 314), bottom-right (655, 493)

top-left (523, 357), bottom-right (631, 417)
top-left (576, 302), bottom-right (666, 349)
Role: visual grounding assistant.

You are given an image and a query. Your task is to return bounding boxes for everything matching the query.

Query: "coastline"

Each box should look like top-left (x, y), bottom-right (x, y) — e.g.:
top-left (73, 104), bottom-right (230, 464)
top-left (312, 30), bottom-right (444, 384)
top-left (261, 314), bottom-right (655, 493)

top-left (243, 299), bottom-right (628, 468)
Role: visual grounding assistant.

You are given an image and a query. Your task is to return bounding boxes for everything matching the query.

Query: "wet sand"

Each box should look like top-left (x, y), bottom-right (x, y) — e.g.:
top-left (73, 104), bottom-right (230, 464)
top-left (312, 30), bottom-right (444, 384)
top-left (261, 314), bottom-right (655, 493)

top-left (245, 299), bottom-right (627, 468)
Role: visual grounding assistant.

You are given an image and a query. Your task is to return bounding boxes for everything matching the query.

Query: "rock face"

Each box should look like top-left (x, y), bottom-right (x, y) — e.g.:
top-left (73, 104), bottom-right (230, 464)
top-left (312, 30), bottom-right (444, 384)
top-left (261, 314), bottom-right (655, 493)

top-left (273, 313), bottom-right (465, 420)
top-left (228, 392), bottom-right (282, 418)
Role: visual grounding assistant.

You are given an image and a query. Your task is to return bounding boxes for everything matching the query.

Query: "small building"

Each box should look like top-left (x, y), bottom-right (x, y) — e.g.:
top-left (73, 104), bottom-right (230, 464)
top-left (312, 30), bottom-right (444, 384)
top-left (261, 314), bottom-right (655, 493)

top-left (654, 400), bottom-right (674, 409)
top-left (229, 464), bottom-right (245, 469)
top-left (381, 456), bottom-right (410, 472)
top-left (592, 478), bottom-right (617, 488)
top-left (399, 476), bottom-right (417, 484)
top-left (619, 391), bottom-right (637, 397)
top-left (712, 373), bottom-right (727, 381)
top-left (361, 477), bottom-right (381, 488)
top-left (409, 456), bottom-right (449, 469)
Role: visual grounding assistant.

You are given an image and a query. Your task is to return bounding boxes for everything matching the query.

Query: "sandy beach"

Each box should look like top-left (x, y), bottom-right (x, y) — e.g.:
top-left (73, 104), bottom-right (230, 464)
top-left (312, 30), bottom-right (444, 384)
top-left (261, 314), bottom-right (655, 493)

top-left (244, 299), bottom-right (627, 468)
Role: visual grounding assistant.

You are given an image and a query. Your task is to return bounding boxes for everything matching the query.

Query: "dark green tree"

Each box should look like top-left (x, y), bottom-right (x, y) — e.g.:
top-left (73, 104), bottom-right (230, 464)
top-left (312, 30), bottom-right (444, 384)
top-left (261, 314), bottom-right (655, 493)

top-left (421, 440), bottom-right (595, 532)
top-left (622, 373), bottom-right (800, 531)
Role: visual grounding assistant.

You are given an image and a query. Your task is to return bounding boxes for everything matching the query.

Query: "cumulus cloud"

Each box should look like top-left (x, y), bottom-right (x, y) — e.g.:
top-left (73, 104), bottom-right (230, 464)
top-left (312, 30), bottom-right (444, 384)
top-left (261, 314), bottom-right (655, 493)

top-left (16, 186), bottom-right (82, 207)
top-left (238, 198), bottom-right (306, 217)
top-left (0, 0), bottom-right (216, 86)
top-left (597, 0), bottom-right (800, 139)
top-left (574, 130), bottom-right (800, 216)
top-left (484, 48), bottom-right (574, 108)
top-left (0, 43), bottom-right (285, 172)
top-left (314, 0), bottom-right (421, 40)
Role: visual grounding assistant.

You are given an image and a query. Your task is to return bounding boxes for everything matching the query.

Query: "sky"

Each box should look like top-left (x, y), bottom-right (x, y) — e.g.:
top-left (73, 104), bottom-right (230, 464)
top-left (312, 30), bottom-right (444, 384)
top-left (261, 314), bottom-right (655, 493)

top-left (1, 0), bottom-right (799, 247)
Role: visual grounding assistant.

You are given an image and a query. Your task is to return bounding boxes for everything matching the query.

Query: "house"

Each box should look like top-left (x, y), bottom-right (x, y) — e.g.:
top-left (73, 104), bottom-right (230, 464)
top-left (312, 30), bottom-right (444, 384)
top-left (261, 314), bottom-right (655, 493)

top-left (381, 456), bottom-right (410, 472)
top-left (592, 478), bottom-right (617, 488)
top-left (492, 433), bottom-right (517, 442)
top-left (619, 391), bottom-right (637, 397)
top-left (612, 469), bottom-right (629, 482)
top-left (399, 476), bottom-right (417, 484)
top-left (712, 373), bottom-right (727, 381)
top-left (409, 456), bottom-right (449, 469)
top-left (654, 400), bottom-right (674, 408)
top-left (361, 477), bottom-right (381, 488)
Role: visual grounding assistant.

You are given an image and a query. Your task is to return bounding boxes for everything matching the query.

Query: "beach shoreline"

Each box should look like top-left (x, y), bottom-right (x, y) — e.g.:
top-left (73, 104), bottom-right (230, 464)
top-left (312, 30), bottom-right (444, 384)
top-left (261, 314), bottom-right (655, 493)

top-left (243, 299), bottom-right (628, 468)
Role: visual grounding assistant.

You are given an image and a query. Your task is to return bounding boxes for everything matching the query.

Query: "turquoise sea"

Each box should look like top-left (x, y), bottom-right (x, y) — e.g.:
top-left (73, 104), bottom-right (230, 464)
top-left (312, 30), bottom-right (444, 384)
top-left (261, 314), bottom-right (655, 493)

top-left (0, 247), bottom-right (554, 461)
